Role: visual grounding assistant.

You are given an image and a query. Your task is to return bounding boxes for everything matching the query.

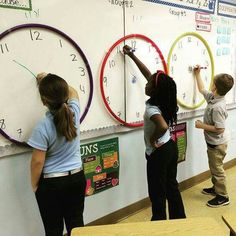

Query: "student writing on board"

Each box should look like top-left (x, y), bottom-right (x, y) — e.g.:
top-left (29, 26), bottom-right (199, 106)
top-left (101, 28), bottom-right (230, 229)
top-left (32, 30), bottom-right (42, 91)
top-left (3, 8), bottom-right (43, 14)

top-left (27, 73), bottom-right (86, 236)
top-left (123, 45), bottom-right (186, 221)
top-left (193, 66), bottom-right (234, 207)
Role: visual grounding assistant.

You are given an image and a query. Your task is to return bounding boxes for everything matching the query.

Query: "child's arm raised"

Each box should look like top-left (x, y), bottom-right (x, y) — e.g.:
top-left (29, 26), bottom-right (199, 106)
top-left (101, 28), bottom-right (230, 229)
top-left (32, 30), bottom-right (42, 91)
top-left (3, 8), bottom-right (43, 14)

top-left (36, 72), bottom-right (47, 85)
top-left (68, 86), bottom-right (79, 100)
top-left (123, 45), bottom-right (152, 82)
top-left (36, 72), bottom-right (79, 101)
top-left (193, 65), bottom-right (205, 94)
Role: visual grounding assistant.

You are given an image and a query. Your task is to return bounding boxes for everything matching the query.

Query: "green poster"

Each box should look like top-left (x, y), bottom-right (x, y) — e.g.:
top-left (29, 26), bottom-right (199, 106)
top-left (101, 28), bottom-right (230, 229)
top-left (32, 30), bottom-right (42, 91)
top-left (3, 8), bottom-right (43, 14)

top-left (80, 137), bottom-right (119, 196)
top-left (170, 122), bottom-right (187, 163)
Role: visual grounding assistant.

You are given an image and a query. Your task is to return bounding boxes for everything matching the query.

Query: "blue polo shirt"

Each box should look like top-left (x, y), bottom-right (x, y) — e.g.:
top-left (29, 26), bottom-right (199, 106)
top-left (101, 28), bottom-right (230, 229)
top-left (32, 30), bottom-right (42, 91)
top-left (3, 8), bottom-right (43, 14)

top-left (27, 99), bottom-right (82, 173)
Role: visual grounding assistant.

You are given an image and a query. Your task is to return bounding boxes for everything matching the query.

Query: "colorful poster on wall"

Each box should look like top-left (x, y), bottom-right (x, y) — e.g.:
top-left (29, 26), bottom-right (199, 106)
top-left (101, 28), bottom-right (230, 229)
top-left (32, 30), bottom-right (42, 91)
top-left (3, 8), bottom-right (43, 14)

top-left (80, 137), bottom-right (119, 196)
top-left (170, 122), bottom-right (187, 163)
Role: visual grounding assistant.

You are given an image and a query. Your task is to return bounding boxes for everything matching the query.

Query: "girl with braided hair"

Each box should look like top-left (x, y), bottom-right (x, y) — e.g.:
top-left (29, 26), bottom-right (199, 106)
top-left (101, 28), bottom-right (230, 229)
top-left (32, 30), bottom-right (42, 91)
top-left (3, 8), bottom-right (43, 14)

top-left (123, 45), bottom-right (186, 221)
top-left (28, 73), bottom-right (86, 236)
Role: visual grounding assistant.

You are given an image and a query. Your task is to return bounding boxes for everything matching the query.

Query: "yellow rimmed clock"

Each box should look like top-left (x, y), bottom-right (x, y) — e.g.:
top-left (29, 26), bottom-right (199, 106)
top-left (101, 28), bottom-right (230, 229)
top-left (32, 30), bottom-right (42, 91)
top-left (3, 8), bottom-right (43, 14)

top-left (167, 32), bottom-right (214, 109)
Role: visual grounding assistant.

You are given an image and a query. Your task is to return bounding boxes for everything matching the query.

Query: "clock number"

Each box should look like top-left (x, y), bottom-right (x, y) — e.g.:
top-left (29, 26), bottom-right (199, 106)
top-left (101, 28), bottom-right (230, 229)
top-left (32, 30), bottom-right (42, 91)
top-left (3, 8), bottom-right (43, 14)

top-left (59, 39), bottom-right (63, 48)
top-left (171, 54), bottom-right (177, 62)
top-left (155, 57), bottom-right (160, 64)
top-left (78, 67), bottom-right (86, 76)
top-left (131, 75), bottom-right (137, 83)
top-left (109, 60), bottom-right (115, 68)
top-left (29, 29), bottom-right (42, 41)
top-left (17, 128), bottom-right (22, 137)
top-left (130, 40), bottom-right (137, 51)
top-left (117, 111), bottom-right (121, 117)
top-left (202, 48), bottom-right (206, 55)
top-left (182, 93), bottom-right (186, 100)
top-left (79, 84), bottom-right (86, 94)
top-left (148, 45), bottom-right (153, 53)
top-left (0, 43), bottom-right (9, 54)
top-left (136, 112), bottom-right (140, 118)
top-left (0, 119), bottom-right (6, 129)
top-left (116, 45), bottom-right (121, 54)
top-left (196, 40), bottom-right (199, 47)
top-left (106, 96), bottom-right (111, 105)
top-left (187, 37), bottom-right (192, 43)
top-left (70, 54), bottom-right (77, 62)
top-left (103, 77), bottom-right (108, 87)
top-left (178, 41), bottom-right (183, 49)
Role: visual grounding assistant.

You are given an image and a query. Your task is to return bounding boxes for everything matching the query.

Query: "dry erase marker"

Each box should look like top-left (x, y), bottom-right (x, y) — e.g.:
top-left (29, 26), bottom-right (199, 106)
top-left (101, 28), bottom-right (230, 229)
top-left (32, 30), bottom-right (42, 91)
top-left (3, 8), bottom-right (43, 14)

top-left (121, 48), bottom-right (135, 54)
top-left (188, 65), bottom-right (207, 72)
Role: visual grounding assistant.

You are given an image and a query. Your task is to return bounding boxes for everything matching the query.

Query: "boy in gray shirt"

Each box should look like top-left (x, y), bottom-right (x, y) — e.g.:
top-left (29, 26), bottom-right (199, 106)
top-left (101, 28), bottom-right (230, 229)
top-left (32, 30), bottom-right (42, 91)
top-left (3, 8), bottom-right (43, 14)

top-left (194, 66), bottom-right (234, 207)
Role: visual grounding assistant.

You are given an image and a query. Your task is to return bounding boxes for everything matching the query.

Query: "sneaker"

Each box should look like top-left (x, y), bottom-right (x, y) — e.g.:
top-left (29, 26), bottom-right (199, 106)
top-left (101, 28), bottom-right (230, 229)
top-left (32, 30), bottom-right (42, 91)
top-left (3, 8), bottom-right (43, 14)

top-left (207, 195), bottom-right (230, 208)
top-left (202, 187), bottom-right (216, 196)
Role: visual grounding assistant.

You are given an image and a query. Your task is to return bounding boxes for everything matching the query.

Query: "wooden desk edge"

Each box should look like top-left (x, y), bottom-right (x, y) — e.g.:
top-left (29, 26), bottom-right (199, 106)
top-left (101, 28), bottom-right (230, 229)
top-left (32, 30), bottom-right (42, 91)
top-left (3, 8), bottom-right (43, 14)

top-left (222, 215), bottom-right (236, 235)
top-left (72, 217), bottom-right (226, 236)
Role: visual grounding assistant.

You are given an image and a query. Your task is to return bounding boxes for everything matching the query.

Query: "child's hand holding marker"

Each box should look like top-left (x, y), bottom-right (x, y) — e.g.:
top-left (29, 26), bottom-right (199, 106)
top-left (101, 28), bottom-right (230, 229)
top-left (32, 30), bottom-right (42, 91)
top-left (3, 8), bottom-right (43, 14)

top-left (36, 72), bottom-right (48, 85)
top-left (123, 45), bottom-right (135, 55)
top-left (195, 65), bottom-right (207, 69)
top-left (188, 65), bottom-right (207, 72)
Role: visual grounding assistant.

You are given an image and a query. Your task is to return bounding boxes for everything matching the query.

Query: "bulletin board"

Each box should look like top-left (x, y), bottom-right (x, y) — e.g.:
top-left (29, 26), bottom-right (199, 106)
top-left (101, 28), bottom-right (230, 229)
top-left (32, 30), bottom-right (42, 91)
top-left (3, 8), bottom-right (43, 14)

top-left (0, 0), bottom-right (236, 157)
top-left (81, 137), bottom-right (119, 197)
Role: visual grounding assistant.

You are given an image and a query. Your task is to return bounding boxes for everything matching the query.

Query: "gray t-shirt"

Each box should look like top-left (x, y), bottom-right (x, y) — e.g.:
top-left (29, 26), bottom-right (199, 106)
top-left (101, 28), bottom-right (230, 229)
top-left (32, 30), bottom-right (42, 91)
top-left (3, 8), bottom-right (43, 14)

top-left (144, 102), bottom-right (170, 155)
top-left (202, 90), bottom-right (228, 145)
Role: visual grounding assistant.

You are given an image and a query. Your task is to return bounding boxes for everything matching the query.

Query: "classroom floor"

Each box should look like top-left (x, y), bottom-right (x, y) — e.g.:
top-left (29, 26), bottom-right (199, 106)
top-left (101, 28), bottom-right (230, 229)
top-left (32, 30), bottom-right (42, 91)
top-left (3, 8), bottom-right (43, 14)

top-left (118, 165), bottom-right (236, 234)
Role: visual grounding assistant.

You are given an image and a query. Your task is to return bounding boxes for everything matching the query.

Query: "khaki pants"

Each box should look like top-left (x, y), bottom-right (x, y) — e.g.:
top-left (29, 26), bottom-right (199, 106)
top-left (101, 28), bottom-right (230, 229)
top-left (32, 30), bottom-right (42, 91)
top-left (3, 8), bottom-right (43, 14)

top-left (207, 143), bottom-right (228, 197)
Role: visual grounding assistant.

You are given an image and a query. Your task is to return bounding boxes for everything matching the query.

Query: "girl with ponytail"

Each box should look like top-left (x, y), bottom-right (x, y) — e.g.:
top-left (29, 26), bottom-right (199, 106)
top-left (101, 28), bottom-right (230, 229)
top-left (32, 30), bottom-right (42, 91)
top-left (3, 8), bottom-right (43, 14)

top-left (28, 73), bottom-right (86, 236)
top-left (123, 45), bottom-right (186, 221)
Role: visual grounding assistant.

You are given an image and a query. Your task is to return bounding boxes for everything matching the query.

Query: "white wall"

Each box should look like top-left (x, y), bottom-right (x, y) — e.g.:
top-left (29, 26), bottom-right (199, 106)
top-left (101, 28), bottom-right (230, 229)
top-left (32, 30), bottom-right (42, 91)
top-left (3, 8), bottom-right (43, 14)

top-left (1, 1), bottom-right (236, 235)
top-left (1, 109), bottom-right (236, 236)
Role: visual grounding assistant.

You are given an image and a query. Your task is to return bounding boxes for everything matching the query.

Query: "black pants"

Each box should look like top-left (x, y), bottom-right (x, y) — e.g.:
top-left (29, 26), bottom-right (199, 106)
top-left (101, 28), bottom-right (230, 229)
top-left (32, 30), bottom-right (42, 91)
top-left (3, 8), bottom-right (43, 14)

top-left (35, 170), bottom-right (86, 236)
top-left (146, 140), bottom-right (186, 221)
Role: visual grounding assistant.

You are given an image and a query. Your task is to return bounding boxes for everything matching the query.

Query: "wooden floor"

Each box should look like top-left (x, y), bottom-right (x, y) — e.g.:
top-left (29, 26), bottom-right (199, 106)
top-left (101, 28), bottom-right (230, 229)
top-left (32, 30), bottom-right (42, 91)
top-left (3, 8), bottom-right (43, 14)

top-left (117, 165), bottom-right (236, 235)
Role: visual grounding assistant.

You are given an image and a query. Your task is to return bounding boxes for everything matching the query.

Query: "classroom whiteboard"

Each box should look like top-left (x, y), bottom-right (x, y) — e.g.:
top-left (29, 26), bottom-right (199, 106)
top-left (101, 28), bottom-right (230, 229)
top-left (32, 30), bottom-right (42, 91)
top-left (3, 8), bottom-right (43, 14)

top-left (0, 0), bottom-right (236, 156)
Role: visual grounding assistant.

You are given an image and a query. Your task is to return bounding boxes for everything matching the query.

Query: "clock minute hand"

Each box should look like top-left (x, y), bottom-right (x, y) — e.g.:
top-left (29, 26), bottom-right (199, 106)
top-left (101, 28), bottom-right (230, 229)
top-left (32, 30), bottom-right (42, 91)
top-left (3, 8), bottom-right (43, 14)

top-left (12, 60), bottom-right (37, 79)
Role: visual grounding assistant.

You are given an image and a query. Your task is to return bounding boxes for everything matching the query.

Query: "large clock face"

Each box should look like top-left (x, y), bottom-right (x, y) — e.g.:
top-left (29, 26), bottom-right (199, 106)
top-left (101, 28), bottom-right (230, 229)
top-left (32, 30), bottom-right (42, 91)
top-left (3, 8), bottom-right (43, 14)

top-left (167, 32), bottom-right (214, 109)
top-left (0, 24), bottom-right (93, 145)
top-left (100, 34), bottom-right (167, 127)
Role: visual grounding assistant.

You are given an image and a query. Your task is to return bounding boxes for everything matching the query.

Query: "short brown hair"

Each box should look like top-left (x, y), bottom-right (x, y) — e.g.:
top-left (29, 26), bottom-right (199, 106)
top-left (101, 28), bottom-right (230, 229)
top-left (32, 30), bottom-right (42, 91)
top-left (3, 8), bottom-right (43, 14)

top-left (214, 73), bottom-right (234, 96)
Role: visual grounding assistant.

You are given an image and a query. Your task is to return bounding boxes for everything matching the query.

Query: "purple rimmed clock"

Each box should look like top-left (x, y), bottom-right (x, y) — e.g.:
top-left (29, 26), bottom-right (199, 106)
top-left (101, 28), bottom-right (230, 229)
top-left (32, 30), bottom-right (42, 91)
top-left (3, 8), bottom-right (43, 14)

top-left (0, 23), bottom-right (93, 146)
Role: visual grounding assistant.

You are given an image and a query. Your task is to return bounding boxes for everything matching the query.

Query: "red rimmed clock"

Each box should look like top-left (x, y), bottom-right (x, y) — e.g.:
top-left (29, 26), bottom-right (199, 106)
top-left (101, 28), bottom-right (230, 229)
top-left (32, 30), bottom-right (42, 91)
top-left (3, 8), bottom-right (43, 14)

top-left (100, 34), bottom-right (167, 127)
